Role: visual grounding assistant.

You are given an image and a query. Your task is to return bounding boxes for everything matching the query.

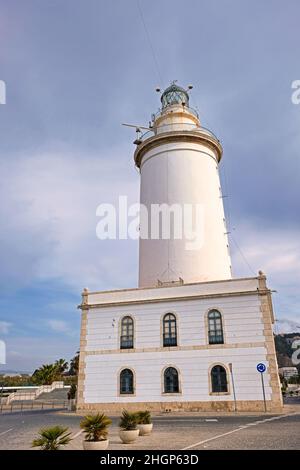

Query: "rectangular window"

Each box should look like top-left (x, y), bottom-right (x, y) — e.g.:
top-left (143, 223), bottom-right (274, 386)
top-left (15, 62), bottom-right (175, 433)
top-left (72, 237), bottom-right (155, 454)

top-left (120, 335), bottom-right (134, 349)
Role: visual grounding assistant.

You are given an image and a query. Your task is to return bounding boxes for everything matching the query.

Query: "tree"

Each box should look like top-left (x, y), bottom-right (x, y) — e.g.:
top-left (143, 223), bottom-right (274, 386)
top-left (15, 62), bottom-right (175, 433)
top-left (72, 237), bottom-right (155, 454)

top-left (55, 359), bottom-right (68, 375)
top-left (69, 351), bottom-right (79, 376)
top-left (67, 383), bottom-right (77, 400)
top-left (31, 364), bottom-right (60, 385)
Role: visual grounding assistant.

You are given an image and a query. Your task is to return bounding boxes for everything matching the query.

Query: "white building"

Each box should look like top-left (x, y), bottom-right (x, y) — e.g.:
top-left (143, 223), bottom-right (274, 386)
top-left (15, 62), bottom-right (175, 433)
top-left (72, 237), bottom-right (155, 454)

top-left (77, 83), bottom-right (282, 412)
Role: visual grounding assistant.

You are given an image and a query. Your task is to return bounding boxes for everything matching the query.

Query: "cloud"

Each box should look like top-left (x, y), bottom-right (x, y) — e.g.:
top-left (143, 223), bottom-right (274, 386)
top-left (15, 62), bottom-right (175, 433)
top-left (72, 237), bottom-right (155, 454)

top-left (276, 318), bottom-right (300, 334)
top-left (0, 321), bottom-right (12, 335)
top-left (230, 223), bottom-right (300, 331)
top-left (0, 146), bottom-right (139, 293)
top-left (2, 336), bottom-right (78, 373)
top-left (47, 319), bottom-right (71, 334)
top-left (231, 224), bottom-right (300, 282)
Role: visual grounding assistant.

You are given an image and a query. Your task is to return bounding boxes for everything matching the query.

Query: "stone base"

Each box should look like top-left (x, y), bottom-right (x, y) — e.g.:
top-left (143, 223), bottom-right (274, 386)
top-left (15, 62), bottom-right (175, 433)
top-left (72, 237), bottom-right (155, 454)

top-left (77, 399), bottom-right (283, 413)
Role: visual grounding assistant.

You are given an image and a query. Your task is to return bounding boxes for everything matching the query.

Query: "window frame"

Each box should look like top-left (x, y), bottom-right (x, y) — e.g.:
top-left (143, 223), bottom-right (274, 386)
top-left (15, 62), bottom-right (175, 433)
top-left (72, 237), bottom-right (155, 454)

top-left (119, 367), bottom-right (135, 395)
top-left (209, 364), bottom-right (230, 395)
top-left (163, 366), bottom-right (180, 394)
top-left (120, 315), bottom-right (134, 350)
top-left (207, 309), bottom-right (224, 345)
top-left (162, 313), bottom-right (178, 347)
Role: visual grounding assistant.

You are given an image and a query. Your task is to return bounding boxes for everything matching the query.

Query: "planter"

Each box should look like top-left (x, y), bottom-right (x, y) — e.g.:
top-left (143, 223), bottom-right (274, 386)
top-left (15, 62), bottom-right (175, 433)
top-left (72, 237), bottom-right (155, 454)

top-left (119, 429), bottom-right (139, 444)
top-left (83, 440), bottom-right (109, 450)
top-left (137, 423), bottom-right (153, 436)
top-left (67, 399), bottom-right (76, 411)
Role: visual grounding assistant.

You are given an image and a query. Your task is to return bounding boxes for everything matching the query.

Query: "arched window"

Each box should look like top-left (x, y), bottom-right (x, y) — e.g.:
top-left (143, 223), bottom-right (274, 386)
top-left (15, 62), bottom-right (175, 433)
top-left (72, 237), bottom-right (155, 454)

top-left (120, 368), bottom-right (134, 394)
top-left (211, 365), bottom-right (228, 393)
top-left (208, 310), bottom-right (224, 344)
top-left (163, 313), bottom-right (177, 347)
top-left (120, 316), bottom-right (134, 349)
top-left (164, 367), bottom-right (179, 393)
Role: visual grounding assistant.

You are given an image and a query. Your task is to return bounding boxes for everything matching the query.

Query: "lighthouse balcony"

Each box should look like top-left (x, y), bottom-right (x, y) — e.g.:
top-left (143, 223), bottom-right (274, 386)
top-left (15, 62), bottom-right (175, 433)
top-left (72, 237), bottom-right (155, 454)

top-left (138, 124), bottom-right (220, 145)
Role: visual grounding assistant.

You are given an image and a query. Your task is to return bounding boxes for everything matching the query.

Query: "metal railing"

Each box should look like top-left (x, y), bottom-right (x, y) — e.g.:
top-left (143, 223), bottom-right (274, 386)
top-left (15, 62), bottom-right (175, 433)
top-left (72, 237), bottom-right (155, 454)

top-left (139, 123), bottom-right (220, 144)
top-left (0, 400), bottom-right (69, 414)
top-left (153, 106), bottom-right (199, 120)
top-left (2, 381), bottom-right (68, 405)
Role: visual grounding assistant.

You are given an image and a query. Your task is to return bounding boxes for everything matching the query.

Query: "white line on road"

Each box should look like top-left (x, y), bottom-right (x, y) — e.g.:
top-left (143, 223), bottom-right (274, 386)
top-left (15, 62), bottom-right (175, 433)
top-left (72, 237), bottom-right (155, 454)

top-left (71, 430), bottom-right (83, 439)
top-left (0, 428), bottom-right (13, 437)
top-left (181, 413), bottom-right (297, 450)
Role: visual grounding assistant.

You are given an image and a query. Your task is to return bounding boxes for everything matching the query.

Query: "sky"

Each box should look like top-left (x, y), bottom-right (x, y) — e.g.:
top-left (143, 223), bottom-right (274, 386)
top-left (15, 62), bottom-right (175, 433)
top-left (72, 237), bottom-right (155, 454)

top-left (0, 0), bottom-right (299, 372)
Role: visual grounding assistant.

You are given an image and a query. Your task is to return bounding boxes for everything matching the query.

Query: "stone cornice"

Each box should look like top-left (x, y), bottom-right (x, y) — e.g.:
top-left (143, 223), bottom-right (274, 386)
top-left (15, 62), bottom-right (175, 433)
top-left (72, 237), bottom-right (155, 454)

top-left (78, 288), bottom-right (271, 310)
top-left (84, 341), bottom-right (266, 356)
top-left (134, 130), bottom-right (223, 168)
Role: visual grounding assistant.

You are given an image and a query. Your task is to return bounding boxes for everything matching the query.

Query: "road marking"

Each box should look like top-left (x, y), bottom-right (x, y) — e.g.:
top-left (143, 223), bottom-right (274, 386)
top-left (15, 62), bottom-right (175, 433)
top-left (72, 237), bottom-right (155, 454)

top-left (71, 430), bottom-right (83, 439)
top-left (0, 428), bottom-right (13, 437)
top-left (205, 419), bottom-right (218, 422)
top-left (181, 413), bottom-right (297, 450)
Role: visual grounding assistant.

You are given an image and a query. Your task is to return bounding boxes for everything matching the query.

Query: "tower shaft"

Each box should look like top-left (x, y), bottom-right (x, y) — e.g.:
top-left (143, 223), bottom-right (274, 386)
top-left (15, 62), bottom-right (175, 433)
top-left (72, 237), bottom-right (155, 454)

top-left (134, 85), bottom-right (232, 287)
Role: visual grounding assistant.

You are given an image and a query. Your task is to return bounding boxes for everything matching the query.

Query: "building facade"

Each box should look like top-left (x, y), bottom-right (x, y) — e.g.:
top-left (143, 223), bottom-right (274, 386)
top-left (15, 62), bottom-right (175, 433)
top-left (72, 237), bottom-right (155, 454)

top-left (77, 84), bottom-right (282, 412)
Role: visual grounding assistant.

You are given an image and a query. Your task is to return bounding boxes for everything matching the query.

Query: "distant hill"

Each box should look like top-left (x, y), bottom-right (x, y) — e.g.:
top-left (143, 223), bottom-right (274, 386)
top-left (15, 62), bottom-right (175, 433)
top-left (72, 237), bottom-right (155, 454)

top-left (275, 333), bottom-right (300, 370)
top-left (0, 369), bottom-right (30, 376)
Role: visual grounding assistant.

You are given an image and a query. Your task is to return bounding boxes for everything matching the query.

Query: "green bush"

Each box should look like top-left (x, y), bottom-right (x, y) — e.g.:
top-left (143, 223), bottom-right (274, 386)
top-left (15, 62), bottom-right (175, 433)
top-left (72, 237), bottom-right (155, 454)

top-left (67, 383), bottom-right (77, 400)
top-left (32, 426), bottom-right (72, 450)
top-left (119, 410), bottom-right (138, 430)
top-left (135, 410), bottom-right (152, 424)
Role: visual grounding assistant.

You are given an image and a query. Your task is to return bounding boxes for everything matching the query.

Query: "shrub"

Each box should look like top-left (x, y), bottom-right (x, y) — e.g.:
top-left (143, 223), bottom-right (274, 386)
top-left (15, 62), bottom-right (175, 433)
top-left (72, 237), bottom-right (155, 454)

top-left (135, 410), bottom-right (152, 424)
top-left (119, 410), bottom-right (138, 430)
top-left (67, 383), bottom-right (77, 400)
top-left (80, 413), bottom-right (112, 442)
top-left (32, 426), bottom-right (72, 450)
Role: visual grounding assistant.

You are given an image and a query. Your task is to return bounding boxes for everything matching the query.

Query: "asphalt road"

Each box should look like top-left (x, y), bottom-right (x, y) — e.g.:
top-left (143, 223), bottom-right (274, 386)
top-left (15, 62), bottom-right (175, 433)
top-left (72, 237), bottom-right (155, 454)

top-left (0, 409), bottom-right (299, 450)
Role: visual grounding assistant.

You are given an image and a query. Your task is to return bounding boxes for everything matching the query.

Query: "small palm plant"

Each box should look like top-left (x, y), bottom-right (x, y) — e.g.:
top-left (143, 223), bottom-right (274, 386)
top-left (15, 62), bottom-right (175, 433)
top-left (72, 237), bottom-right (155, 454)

top-left (32, 426), bottom-right (72, 450)
top-left (119, 410), bottom-right (138, 430)
top-left (80, 413), bottom-right (112, 442)
top-left (136, 410), bottom-right (152, 425)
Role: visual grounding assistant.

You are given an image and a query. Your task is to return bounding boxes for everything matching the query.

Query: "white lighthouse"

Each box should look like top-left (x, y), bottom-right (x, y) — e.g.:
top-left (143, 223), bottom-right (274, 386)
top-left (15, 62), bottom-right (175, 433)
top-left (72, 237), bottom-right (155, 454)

top-left (135, 82), bottom-right (232, 287)
top-left (77, 83), bottom-right (282, 414)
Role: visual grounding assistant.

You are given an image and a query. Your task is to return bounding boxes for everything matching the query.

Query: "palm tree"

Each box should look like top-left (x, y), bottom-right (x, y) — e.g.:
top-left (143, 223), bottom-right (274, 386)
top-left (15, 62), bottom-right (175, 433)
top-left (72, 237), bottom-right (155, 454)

top-left (80, 413), bottom-right (112, 442)
top-left (119, 410), bottom-right (138, 430)
top-left (32, 426), bottom-right (72, 450)
top-left (69, 351), bottom-right (79, 376)
top-left (32, 364), bottom-right (59, 385)
top-left (55, 358), bottom-right (69, 375)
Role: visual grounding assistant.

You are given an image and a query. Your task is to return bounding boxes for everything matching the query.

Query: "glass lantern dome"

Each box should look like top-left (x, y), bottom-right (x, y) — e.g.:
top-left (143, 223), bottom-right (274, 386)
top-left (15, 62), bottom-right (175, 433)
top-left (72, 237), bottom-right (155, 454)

top-left (161, 82), bottom-right (189, 109)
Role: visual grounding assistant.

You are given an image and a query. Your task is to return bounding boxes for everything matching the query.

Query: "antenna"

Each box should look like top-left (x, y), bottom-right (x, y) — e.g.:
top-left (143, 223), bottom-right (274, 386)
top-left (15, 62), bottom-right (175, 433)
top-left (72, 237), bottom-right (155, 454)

top-left (122, 123), bottom-right (151, 131)
top-left (122, 123), bottom-right (153, 146)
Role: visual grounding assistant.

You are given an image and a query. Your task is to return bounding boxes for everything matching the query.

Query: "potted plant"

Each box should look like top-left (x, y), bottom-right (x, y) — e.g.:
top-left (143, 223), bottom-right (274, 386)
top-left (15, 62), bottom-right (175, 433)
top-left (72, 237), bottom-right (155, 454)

top-left (80, 413), bottom-right (112, 450)
top-left (32, 425), bottom-right (72, 450)
top-left (119, 410), bottom-right (139, 444)
top-left (136, 410), bottom-right (153, 436)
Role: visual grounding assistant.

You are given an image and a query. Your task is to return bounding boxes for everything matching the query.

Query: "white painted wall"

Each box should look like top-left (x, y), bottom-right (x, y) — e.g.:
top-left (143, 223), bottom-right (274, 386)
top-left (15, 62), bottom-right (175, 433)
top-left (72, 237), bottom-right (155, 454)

top-left (84, 347), bottom-right (270, 403)
top-left (83, 291), bottom-right (271, 404)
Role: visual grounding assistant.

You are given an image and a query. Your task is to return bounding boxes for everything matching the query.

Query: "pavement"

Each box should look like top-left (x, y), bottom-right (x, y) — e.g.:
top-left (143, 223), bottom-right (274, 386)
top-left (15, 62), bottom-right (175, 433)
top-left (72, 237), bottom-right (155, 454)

top-left (0, 403), bottom-right (300, 450)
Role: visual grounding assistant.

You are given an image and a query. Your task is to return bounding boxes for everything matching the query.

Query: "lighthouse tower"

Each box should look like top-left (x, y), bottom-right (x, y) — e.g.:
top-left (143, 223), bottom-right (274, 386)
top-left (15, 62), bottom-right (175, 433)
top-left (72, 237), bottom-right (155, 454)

top-left (77, 83), bottom-right (282, 414)
top-left (134, 82), bottom-right (232, 288)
